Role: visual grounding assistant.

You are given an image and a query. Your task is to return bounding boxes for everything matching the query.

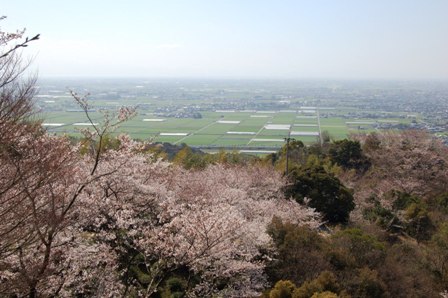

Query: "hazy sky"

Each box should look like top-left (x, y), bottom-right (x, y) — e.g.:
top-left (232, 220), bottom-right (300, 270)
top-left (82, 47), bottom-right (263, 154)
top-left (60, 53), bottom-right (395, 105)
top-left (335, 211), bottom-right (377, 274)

top-left (2, 0), bottom-right (448, 79)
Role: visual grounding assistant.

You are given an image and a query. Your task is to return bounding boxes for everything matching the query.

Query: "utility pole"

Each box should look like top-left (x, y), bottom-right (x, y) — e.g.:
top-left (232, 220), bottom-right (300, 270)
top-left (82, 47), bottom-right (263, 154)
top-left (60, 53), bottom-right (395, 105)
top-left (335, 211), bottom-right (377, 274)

top-left (284, 132), bottom-right (295, 176)
top-left (317, 108), bottom-right (323, 146)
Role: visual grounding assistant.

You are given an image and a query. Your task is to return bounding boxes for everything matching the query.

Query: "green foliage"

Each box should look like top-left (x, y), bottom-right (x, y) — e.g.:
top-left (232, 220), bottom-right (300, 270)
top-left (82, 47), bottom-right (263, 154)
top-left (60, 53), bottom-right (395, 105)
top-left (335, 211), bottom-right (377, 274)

top-left (310, 291), bottom-right (339, 298)
top-left (362, 199), bottom-right (395, 229)
top-left (171, 144), bottom-right (256, 169)
top-left (325, 245), bottom-right (355, 271)
top-left (265, 272), bottom-right (345, 298)
top-left (269, 280), bottom-right (297, 298)
top-left (428, 223), bottom-right (448, 284)
top-left (266, 217), bottom-right (331, 286)
top-left (389, 191), bottom-right (422, 211)
top-left (282, 139), bottom-right (306, 153)
top-left (363, 192), bottom-right (435, 241)
top-left (160, 277), bottom-right (188, 298)
top-left (349, 268), bottom-right (387, 298)
top-left (405, 202), bottom-right (427, 220)
top-left (285, 165), bottom-right (355, 224)
top-left (431, 223), bottom-right (448, 250)
top-left (380, 242), bottom-right (439, 297)
top-left (305, 154), bottom-right (321, 168)
top-left (130, 264), bottom-right (152, 285)
top-left (266, 218), bottom-right (445, 298)
top-left (267, 139), bottom-right (307, 172)
top-left (216, 149), bottom-right (248, 165)
top-left (307, 143), bottom-right (327, 158)
top-left (144, 144), bottom-right (169, 161)
top-left (391, 192), bottom-right (435, 241)
top-left (435, 192), bottom-right (448, 213)
top-left (266, 132), bottom-right (448, 298)
top-left (331, 228), bottom-right (385, 268)
top-left (328, 139), bottom-right (370, 171)
top-left (268, 138), bottom-right (360, 176)
top-left (293, 271), bottom-right (340, 298)
top-left (79, 133), bottom-right (121, 155)
top-left (172, 146), bottom-right (208, 169)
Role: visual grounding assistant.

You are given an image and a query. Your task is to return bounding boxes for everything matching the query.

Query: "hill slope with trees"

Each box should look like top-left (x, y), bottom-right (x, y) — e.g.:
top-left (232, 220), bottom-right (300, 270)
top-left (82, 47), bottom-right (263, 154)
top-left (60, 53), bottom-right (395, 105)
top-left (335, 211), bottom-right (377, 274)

top-left (1, 19), bottom-right (448, 297)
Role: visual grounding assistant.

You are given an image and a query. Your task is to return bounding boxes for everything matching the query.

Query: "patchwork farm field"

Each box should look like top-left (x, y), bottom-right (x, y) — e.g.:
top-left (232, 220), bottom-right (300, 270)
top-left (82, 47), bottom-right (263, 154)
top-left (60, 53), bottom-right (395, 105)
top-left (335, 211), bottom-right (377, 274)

top-left (40, 98), bottom-right (414, 152)
top-left (33, 78), bottom-right (448, 152)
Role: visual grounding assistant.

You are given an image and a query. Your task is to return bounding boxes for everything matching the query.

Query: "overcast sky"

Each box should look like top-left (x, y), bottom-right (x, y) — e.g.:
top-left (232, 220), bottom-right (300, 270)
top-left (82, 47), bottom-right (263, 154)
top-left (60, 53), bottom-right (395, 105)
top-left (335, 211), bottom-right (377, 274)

top-left (2, 0), bottom-right (448, 79)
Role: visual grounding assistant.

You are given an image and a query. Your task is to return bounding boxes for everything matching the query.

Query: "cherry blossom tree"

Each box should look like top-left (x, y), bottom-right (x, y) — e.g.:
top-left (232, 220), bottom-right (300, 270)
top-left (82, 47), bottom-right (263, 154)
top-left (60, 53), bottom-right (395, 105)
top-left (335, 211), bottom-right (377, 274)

top-left (0, 23), bottom-right (136, 294)
top-left (63, 156), bottom-right (321, 297)
top-left (1, 18), bottom-right (321, 297)
top-left (0, 110), bottom-right (135, 296)
top-left (352, 130), bottom-right (448, 198)
top-left (1, 90), bottom-right (319, 297)
top-left (342, 130), bottom-right (448, 222)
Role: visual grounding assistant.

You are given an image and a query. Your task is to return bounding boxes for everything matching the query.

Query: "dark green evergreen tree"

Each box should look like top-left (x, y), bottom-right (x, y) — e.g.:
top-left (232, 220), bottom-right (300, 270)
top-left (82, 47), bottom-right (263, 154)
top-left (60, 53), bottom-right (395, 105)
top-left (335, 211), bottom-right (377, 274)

top-left (285, 165), bottom-right (355, 224)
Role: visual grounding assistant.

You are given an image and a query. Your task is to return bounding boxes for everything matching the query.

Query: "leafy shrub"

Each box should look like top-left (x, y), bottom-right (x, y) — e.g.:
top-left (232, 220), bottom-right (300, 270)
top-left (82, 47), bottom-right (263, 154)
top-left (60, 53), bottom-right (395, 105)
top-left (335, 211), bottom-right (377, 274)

top-left (435, 192), bottom-right (448, 213)
top-left (350, 268), bottom-right (387, 298)
top-left (293, 271), bottom-right (340, 298)
top-left (363, 200), bottom-right (395, 229)
top-left (269, 280), bottom-right (297, 298)
top-left (389, 191), bottom-right (422, 211)
top-left (266, 217), bottom-right (331, 286)
top-left (329, 139), bottom-right (370, 171)
top-left (285, 165), bottom-right (355, 224)
top-left (331, 228), bottom-right (385, 268)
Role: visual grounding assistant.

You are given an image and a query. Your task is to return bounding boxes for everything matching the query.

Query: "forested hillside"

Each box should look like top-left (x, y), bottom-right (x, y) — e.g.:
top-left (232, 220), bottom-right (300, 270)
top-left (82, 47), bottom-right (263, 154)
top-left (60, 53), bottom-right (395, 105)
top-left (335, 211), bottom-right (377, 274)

top-left (258, 131), bottom-right (448, 297)
top-left (1, 20), bottom-right (448, 298)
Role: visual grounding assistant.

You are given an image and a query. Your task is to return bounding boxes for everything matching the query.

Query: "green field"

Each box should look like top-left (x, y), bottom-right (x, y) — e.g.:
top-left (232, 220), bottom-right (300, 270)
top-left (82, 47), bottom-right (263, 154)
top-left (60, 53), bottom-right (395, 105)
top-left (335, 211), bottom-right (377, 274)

top-left (42, 111), bottom-right (415, 152)
top-left (38, 95), bottom-right (419, 152)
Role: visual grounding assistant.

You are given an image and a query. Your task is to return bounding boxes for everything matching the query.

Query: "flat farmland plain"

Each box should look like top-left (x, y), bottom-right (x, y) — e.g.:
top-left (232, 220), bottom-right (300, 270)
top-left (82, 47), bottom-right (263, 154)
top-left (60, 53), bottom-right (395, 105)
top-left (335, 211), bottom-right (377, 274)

top-left (42, 108), bottom-right (413, 151)
top-left (37, 86), bottom-right (418, 152)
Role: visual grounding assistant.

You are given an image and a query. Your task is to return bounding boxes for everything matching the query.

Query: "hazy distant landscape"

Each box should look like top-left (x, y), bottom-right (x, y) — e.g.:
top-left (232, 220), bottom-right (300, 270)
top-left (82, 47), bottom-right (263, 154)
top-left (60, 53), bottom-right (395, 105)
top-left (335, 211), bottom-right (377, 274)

top-left (37, 78), bottom-right (448, 152)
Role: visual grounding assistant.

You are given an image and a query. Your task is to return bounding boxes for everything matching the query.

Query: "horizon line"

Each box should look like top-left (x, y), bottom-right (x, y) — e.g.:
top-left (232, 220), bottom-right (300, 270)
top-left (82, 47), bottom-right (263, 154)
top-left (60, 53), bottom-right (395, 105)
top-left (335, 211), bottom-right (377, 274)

top-left (36, 75), bottom-right (448, 82)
